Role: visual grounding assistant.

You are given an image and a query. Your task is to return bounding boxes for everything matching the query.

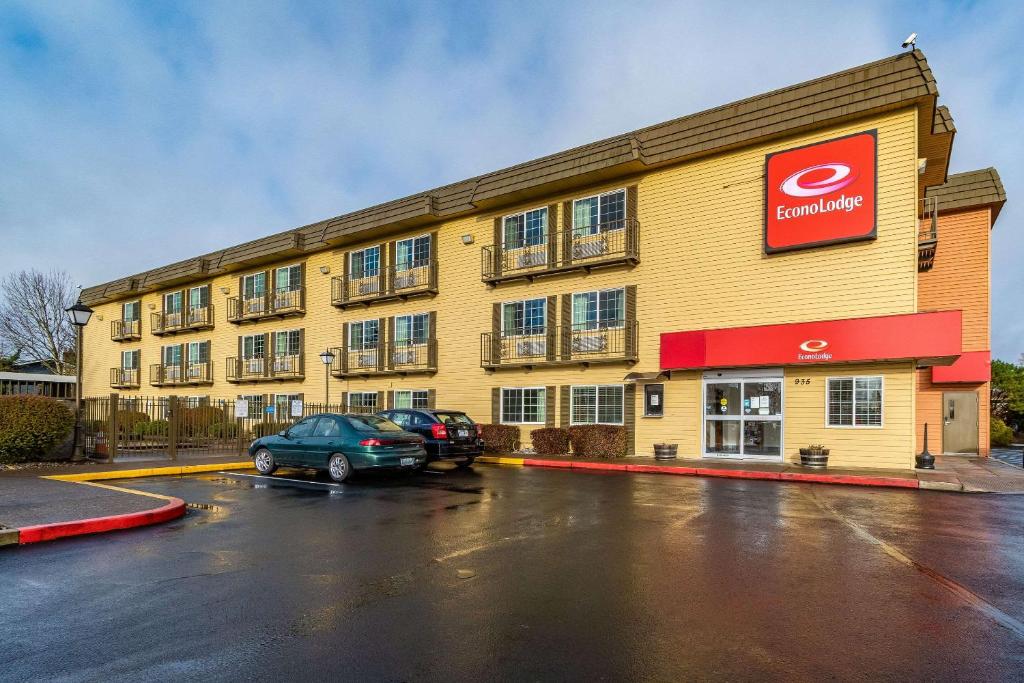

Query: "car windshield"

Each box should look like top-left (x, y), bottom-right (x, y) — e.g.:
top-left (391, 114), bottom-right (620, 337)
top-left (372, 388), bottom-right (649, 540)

top-left (433, 412), bottom-right (472, 425)
top-left (347, 415), bottom-right (404, 432)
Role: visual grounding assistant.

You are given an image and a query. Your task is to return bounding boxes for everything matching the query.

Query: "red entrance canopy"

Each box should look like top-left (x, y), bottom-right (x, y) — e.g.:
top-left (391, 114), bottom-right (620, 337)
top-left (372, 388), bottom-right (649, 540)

top-left (660, 311), bottom-right (961, 370)
top-left (931, 350), bottom-right (990, 383)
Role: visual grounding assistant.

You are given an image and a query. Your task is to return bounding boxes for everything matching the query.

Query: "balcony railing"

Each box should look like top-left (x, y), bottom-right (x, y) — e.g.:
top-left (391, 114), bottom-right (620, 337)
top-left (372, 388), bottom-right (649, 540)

top-left (481, 321), bottom-right (638, 368)
top-left (226, 354), bottom-right (304, 382)
top-left (918, 196), bottom-right (938, 272)
top-left (331, 260), bottom-right (438, 308)
top-left (149, 362), bottom-right (213, 386)
top-left (330, 339), bottom-right (438, 376)
top-left (151, 305), bottom-right (215, 336)
top-left (481, 219), bottom-right (639, 283)
top-left (227, 287), bottom-right (305, 323)
top-left (109, 367), bottom-right (140, 389)
top-left (111, 319), bottom-right (142, 342)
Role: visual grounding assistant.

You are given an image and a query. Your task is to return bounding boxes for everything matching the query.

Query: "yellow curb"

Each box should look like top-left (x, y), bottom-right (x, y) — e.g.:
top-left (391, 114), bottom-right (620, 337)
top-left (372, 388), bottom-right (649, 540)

top-left (68, 480), bottom-right (179, 502)
top-left (44, 461), bottom-right (254, 482)
top-left (477, 456), bottom-right (524, 466)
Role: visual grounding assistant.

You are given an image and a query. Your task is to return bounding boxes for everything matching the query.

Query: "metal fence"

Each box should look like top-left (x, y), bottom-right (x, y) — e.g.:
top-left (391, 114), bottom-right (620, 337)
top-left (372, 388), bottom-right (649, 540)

top-left (81, 394), bottom-right (369, 461)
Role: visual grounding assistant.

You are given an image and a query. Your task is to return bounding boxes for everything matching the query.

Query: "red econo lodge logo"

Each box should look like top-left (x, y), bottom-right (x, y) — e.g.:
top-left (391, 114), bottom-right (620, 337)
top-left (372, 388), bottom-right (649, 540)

top-left (798, 339), bottom-right (832, 361)
top-left (764, 130), bottom-right (877, 253)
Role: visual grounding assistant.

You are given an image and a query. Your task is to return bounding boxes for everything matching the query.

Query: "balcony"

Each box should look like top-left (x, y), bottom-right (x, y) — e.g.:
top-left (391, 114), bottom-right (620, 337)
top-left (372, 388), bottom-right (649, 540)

top-left (227, 288), bottom-right (305, 324)
top-left (481, 219), bottom-right (639, 284)
top-left (149, 362), bottom-right (213, 387)
top-left (151, 306), bottom-right (215, 336)
top-left (226, 354), bottom-right (304, 383)
top-left (481, 321), bottom-right (638, 369)
top-left (109, 368), bottom-right (140, 389)
top-left (918, 196), bottom-right (938, 272)
top-left (330, 340), bottom-right (438, 377)
top-left (110, 319), bottom-right (142, 342)
top-left (331, 260), bottom-right (438, 308)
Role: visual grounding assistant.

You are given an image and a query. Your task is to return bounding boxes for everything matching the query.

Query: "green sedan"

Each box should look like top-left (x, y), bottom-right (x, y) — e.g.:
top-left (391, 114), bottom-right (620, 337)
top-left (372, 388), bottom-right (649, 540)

top-left (249, 413), bottom-right (427, 482)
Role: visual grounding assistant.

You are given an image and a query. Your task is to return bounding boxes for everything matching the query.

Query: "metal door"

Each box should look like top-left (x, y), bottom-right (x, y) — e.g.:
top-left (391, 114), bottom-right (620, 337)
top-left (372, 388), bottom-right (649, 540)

top-left (942, 391), bottom-right (979, 454)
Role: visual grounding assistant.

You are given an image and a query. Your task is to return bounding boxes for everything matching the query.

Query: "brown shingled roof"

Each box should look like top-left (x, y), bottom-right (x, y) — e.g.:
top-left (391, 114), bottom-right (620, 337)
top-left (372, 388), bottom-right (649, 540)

top-left (927, 168), bottom-right (1006, 222)
top-left (82, 49), bottom-right (950, 305)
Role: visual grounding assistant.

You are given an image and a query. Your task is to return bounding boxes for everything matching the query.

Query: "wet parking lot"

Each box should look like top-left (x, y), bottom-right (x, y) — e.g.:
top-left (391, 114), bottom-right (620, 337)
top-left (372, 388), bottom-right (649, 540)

top-left (2, 464), bottom-right (1023, 681)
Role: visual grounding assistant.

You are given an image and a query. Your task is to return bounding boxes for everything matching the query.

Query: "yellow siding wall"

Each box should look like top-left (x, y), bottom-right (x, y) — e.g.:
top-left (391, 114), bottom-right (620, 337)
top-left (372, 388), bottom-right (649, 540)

top-left (83, 108), bottom-right (920, 468)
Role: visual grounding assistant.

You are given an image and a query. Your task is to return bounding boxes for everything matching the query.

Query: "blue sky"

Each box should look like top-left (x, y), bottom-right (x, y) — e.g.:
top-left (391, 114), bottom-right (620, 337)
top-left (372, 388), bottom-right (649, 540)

top-left (1, 0), bottom-right (1021, 360)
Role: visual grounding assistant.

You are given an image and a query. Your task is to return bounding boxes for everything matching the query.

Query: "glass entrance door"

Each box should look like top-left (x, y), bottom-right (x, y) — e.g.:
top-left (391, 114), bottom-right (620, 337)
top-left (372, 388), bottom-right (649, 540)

top-left (703, 375), bottom-right (783, 460)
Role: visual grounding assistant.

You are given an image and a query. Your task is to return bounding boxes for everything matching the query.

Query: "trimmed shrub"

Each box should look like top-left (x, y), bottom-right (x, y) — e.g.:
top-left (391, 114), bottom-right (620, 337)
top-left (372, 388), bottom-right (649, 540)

top-left (116, 410), bottom-right (149, 434)
top-left (208, 421), bottom-right (240, 439)
top-left (0, 396), bottom-right (76, 464)
top-left (530, 427), bottom-right (570, 455)
top-left (991, 417), bottom-right (1014, 448)
top-left (181, 406), bottom-right (224, 434)
top-left (480, 424), bottom-right (520, 453)
top-left (567, 424), bottom-right (628, 458)
top-left (131, 420), bottom-right (169, 438)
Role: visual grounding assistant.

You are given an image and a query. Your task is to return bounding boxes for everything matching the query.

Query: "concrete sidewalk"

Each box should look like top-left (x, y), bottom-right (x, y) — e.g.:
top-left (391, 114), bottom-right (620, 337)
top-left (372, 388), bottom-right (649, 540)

top-left (478, 453), bottom-right (1024, 493)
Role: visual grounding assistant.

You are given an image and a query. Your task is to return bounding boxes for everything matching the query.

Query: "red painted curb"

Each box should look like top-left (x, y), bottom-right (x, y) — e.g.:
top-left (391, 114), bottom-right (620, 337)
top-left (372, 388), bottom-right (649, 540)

top-left (508, 457), bottom-right (922, 490)
top-left (17, 497), bottom-right (187, 545)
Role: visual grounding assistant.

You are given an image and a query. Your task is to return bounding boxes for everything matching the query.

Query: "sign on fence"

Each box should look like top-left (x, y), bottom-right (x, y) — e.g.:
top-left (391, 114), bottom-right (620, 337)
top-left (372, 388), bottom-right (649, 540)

top-left (291, 400), bottom-right (303, 417)
top-left (234, 399), bottom-right (248, 418)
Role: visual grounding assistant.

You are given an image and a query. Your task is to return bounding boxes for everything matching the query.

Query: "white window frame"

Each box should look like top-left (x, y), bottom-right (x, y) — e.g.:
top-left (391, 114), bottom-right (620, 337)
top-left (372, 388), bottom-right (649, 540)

top-left (348, 391), bottom-right (378, 411)
top-left (825, 376), bottom-right (884, 429)
top-left (188, 285), bottom-right (209, 309)
top-left (349, 320), bottom-right (380, 351)
top-left (501, 299), bottom-right (546, 336)
top-left (274, 329), bottom-right (301, 357)
top-left (500, 387), bottom-right (546, 425)
top-left (274, 393), bottom-right (302, 418)
top-left (395, 234), bottom-right (431, 271)
top-left (240, 394), bottom-right (264, 419)
top-left (122, 300), bottom-right (140, 322)
top-left (164, 290), bottom-right (183, 313)
top-left (502, 206), bottom-right (548, 249)
top-left (571, 288), bottom-right (625, 330)
top-left (350, 245), bottom-right (380, 279)
top-left (275, 263), bottom-right (302, 293)
top-left (394, 389), bottom-right (430, 410)
top-left (394, 313), bottom-right (429, 347)
top-left (570, 384), bottom-right (625, 425)
top-left (121, 350), bottom-right (138, 370)
top-left (572, 187), bottom-right (627, 236)
top-left (243, 271), bottom-right (266, 299)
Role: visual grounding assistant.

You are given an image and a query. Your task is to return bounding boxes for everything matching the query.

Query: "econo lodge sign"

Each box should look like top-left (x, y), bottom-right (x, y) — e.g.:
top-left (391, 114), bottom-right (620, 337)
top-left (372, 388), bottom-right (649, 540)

top-left (764, 130), bottom-right (877, 253)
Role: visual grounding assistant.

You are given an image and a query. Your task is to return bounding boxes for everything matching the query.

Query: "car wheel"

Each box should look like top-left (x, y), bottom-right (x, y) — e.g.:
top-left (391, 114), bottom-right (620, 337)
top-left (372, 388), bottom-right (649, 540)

top-left (254, 448), bottom-right (278, 475)
top-left (328, 453), bottom-right (352, 483)
top-left (456, 456), bottom-right (475, 469)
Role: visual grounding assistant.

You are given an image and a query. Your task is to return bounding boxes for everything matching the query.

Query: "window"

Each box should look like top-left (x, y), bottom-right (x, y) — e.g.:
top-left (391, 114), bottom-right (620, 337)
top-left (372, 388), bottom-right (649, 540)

top-left (288, 417), bottom-right (318, 439)
top-left (350, 246), bottom-right (380, 279)
top-left (187, 341), bottom-right (209, 366)
top-left (501, 388), bottom-right (545, 424)
top-left (503, 207), bottom-right (547, 248)
top-left (396, 235), bottom-right (430, 271)
top-left (188, 285), bottom-right (209, 310)
top-left (348, 414), bottom-right (402, 432)
top-left (313, 416), bottom-right (343, 437)
top-left (163, 344), bottom-right (182, 367)
top-left (275, 393), bottom-right (302, 419)
top-left (644, 384), bottom-right (664, 417)
top-left (164, 291), bottom-right (183, 313)
top-left (240, 394), bottom-right (264, 419)
top-left (349, 392), bottom-right (378, 412)
top-left (573, 188), bottom-right (626, 236)
top-left (394, 390), bottom-right (429, 409)
top-left (572, 288), bottom-right (624, 330)
top-left (242, 334), bottom-right (265, 359)
top-left (243, 272), bottom-right (266, 300)
top-left (827, 377), bottom-right (883, 427)
top-left (571, 385), bottom-right (625, 425)
top-left (183, 396), bottom-right (207, 408)
top-left (274, 330), bottom-right (301, 356)
top-left (502, 299), bottom-right (546, 336)
top-left (122, 301), bottom-right (140, 322)
top-left (121, 350), bottom-right (139, 370)
top-left (275, 264), bottom-right (301, 293)
top-left (349, 320), bottom-right (379, 351)
top-left (394, 313), bottom-right (429, 346)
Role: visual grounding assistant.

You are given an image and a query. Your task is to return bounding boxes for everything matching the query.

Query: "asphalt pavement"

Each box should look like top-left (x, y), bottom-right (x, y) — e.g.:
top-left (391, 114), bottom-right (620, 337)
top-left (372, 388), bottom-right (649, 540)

top-left (2, 464), bottom-right (1023, 681)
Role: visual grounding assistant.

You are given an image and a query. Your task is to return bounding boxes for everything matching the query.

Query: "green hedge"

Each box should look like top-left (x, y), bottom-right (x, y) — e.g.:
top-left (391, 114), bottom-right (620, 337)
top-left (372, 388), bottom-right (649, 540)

top-left (530, 427), bottom-right (570, 455)
top-left (116, 410), bottom-right (149, 434)
top-left (480, 424), bottom-right (520, 453)
top-left (567, 424), bottom-right (628, 458)
top-left (0, 396), bottom-right (75, 464)
top-left (992, 417), bottom-right (1014, 448)
top-left (131, 420), bottom-right (169, 438)
top-left (209, 421), bottom-right (240, 439)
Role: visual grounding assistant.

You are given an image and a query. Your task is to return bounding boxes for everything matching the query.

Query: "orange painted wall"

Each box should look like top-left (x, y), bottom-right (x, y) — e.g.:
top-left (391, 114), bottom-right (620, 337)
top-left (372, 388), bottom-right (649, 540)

top-left (916, 206), bottom-right (992, 455)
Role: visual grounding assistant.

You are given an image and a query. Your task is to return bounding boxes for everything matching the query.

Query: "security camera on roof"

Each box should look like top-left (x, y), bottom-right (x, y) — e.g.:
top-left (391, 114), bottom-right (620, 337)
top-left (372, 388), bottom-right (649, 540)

top-left (902, 33), bottom-right (917, 49)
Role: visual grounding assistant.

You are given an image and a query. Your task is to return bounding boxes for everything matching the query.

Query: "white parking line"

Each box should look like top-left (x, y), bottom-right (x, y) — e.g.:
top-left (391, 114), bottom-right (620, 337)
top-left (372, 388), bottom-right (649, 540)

top-left (218, 471), bottom-right (344, 489)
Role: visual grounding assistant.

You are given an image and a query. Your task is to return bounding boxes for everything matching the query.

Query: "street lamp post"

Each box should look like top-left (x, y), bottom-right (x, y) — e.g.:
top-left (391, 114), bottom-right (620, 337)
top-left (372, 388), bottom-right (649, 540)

top-left (319, 349), bottom-right (336, 409)
top-left (65, 299), bottom-right (94, 461)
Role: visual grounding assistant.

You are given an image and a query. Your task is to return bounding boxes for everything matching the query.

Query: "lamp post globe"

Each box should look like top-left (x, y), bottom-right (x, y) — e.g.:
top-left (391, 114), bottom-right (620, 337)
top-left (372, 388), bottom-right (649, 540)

top-left (66, 300), bottom-right (94, 327)
top-left (319, 350), bottom-right (336, 408)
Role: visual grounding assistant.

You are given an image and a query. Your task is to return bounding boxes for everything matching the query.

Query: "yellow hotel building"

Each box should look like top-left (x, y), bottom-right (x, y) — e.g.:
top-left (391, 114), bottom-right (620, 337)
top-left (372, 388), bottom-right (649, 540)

top-left (80, 50), bottom-right (1005, 470)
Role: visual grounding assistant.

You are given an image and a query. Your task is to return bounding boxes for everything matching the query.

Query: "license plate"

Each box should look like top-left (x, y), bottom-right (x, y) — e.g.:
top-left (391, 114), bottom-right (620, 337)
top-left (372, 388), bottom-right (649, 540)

top-left (457, 429), bottom-right (469, 438)
top-left (400, 457), bottom-right (415, 466)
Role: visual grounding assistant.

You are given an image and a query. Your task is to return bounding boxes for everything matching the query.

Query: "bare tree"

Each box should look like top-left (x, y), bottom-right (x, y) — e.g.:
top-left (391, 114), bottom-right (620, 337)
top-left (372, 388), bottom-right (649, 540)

top-left (0, 269), bottom-right (78, 374)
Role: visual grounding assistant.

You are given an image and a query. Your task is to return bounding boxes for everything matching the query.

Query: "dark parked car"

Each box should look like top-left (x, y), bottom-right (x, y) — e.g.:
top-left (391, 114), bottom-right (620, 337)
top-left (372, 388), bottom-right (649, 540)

top-left (249, 413), bottom-right (426, 482)
top-left (377, 409), bottom-right (482, 466)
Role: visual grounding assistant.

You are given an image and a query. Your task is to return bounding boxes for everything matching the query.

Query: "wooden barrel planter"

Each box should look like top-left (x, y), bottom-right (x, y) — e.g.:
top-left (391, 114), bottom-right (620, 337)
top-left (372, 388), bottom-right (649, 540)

top-left (654, 444), bottom-right (678, 461)
top-left (799, 447), bottom-right (830, 468)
